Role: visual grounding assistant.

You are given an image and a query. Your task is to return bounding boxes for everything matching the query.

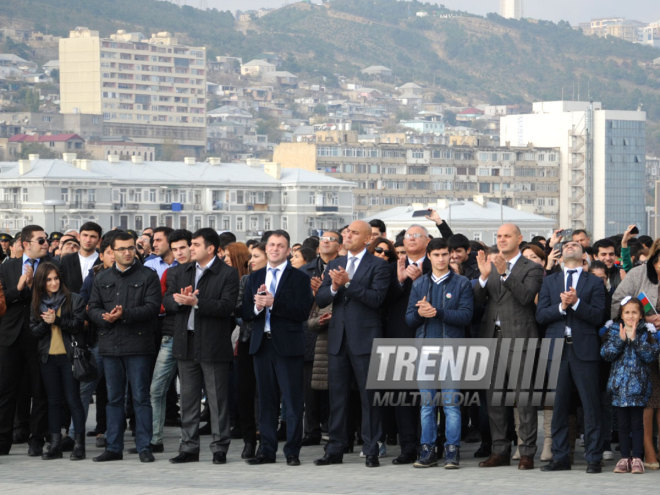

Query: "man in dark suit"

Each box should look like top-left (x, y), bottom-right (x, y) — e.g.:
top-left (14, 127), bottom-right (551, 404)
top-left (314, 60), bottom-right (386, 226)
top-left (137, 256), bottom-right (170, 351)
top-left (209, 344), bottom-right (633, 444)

top-left (0, 225), bottom-right (54, 455)
top-left (165, 228), bottom-right (239, 465)
top-left (242, 229), bottom-right (314, 466)
top-left (60, 222), bottom-right (103, 294)
top-left (474, 223), bottom-right (543, 470)
top-left (315, 220), bottom-right (391, 468)
top-left (384, 224), bottom-right (431, 464)
top-left (537, 240), bottom-right (605, 474)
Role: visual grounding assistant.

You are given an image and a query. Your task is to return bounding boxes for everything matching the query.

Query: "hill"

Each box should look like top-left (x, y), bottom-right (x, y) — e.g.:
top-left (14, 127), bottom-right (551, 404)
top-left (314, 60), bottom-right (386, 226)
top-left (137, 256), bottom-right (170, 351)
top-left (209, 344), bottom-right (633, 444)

top-left (3, 0), bottom-right (660, 149)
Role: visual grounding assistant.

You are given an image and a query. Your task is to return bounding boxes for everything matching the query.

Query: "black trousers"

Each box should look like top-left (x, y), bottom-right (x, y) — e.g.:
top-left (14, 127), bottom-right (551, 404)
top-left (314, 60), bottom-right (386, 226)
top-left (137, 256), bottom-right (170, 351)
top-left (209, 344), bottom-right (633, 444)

top-left (616, 406), bottom-right (644, 459)
top-left (40, 354), bottom-right (85, 435)
top-left (0, 329), bottom-right (47, 453)
top-left (237, 340), bottom-right (257, 443)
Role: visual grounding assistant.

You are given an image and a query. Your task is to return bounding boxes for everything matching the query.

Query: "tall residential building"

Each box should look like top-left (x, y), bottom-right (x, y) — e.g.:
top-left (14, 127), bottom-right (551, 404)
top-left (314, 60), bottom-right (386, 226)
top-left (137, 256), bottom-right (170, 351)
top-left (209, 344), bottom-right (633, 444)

top-left (500, 0), bottom-right (522, 20)
top-left (59, 27), bottom-right (206, 149)
top-left (273, 136), bottom-right (560, 223)
top-left (500, 101), bottom-right (646, 239)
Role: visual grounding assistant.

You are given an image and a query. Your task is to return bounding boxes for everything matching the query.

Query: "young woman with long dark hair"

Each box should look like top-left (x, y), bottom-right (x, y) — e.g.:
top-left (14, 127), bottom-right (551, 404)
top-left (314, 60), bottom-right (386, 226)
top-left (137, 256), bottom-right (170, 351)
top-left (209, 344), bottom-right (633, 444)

top-left (30, 262), bottom-right (86, 460)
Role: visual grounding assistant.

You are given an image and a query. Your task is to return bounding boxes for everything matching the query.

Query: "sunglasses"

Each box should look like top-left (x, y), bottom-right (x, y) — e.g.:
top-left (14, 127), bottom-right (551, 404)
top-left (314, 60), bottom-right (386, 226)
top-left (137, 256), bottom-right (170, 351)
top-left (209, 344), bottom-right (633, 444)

top-left (374, 247), bottom-right (391, 255)
top-left (30, 237), bottom-right (48, 245)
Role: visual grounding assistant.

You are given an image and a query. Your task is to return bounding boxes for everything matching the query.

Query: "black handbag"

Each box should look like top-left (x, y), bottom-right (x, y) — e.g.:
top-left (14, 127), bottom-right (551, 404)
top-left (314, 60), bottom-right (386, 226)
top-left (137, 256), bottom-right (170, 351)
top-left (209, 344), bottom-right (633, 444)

top-left (71, 337), bottom-right (98, 382)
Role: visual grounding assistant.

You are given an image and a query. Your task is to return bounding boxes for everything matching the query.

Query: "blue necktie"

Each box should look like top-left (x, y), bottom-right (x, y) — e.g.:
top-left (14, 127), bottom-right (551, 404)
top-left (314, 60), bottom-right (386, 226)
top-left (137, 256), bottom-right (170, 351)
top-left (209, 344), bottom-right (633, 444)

top-left (265, 267), bottom-right (278, 331)
top-left (566, 269), bottom-right (576, 292)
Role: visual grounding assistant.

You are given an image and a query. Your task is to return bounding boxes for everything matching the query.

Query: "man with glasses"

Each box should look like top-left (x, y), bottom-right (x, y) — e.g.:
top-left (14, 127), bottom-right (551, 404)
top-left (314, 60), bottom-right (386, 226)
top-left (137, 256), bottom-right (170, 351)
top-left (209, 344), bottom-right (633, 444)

top-left (0, 225), bottom-right (55, 456)
top-left (300, 230), bottom-right (342, 446)
top-left (88, 231), bottom-right (161, 463)
top-left (382, 224), bottom-right (431, 464)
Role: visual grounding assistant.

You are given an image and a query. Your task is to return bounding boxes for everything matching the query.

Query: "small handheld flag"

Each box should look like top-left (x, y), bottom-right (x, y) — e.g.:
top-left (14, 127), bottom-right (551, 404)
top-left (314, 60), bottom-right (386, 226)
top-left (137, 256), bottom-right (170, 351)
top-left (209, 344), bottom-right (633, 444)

top-left (638, 292), bottom-right (658, 315)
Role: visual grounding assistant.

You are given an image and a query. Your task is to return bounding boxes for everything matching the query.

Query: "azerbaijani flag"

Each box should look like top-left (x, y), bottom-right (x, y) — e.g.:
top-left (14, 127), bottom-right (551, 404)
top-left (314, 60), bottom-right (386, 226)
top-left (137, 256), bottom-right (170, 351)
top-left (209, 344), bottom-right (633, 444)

top-left (638, 292), bottom-right (657, 315)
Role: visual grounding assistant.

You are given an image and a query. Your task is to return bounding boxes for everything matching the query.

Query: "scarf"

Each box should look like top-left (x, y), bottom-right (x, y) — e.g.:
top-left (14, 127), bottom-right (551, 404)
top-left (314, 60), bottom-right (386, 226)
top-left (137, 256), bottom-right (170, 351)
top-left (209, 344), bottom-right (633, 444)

top-left (39, 291), bottom-right (67, 314)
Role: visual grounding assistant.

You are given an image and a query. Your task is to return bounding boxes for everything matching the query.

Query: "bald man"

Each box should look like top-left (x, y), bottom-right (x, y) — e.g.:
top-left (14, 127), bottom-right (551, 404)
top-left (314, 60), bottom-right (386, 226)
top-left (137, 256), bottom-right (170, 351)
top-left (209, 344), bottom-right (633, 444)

top-left (315, 221), bottom-right (391, 468)
top-left (474, 223), bottom-right (543, 470)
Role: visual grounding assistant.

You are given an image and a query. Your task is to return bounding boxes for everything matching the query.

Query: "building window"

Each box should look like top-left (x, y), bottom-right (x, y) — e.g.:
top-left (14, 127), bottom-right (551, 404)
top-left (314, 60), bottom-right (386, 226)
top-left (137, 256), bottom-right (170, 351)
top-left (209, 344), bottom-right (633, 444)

top-left (222, 217), bottom-right (230, 230)
top-left (150, 216), bottom-right (158, 228)
top-left (135, 216), bottom-right (143, 231)
top-left (180, 216), bottom-right (187, 229)
top-left (282, 216), bottom-right (288, 230)
top-left (61, 188), bottom-right (69, 203)
top-left (264, 217), bottom-right (271, 230)
top-left (22, 188), bottom-right (28, 202)
top-left (236, 216), bottom-right (244, 231)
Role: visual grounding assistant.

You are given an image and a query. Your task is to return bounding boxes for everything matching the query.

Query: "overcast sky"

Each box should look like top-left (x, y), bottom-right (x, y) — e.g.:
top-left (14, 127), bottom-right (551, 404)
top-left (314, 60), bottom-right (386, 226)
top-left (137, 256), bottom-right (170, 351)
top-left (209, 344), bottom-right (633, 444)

top-left (188, 0), bottom-right (660, 25)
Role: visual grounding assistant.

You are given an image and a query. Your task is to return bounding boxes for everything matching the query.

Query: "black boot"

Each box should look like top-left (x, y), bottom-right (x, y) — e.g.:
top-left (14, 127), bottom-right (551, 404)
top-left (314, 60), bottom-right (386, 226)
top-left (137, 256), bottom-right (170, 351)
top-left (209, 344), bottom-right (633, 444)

top-left (42, 433), bottom-right (63, 460)
top-left (70, 433), bottom-right (85, 460)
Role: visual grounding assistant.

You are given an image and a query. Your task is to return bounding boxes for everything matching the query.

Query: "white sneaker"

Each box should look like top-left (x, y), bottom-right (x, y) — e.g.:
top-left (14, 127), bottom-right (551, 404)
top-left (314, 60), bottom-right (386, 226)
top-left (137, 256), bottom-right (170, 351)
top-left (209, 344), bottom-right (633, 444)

top-left (603, 450), bottom-right (614, 461)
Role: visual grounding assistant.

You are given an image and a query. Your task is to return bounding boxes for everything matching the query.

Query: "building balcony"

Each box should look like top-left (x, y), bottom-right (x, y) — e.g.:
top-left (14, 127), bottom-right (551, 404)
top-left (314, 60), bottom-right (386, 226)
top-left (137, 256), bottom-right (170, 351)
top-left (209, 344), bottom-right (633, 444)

top-left (316, 205), bottom-right (338, 212)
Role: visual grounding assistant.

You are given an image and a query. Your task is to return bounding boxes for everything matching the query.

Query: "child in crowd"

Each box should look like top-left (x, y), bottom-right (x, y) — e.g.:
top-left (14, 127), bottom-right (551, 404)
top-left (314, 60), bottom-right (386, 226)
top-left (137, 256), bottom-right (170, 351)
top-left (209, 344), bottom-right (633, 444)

top-left (601, 297), bottom-right (660, 474)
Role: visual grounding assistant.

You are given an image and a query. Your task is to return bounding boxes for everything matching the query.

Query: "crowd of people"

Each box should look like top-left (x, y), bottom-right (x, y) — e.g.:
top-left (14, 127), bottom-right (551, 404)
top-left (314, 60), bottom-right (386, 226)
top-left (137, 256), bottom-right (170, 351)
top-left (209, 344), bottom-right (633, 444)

top-left (0, 213), bottom-right (659, 474)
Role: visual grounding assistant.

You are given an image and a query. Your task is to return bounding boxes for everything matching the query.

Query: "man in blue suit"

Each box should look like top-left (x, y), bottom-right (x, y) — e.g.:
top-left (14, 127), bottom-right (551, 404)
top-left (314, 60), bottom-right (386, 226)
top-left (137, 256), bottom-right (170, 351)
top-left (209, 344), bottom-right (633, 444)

top-left (242, 230), bottom-right (314, 466)
top-left (314, 220), bottom-right (391, 468)
top-left (537, 240), bottom-right (606, 474)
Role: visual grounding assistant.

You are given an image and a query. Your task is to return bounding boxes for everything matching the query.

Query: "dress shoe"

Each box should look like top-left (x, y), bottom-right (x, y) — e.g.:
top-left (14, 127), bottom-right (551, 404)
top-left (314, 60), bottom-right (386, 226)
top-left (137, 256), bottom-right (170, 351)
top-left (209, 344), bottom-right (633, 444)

top-left (301, 435), bottom-right (321, 446)
top-left (314, 453), bottom-right (343, 465)
top-left (479, 453), bottom-right (510, 467)
top-left (247, 454), bottom-right (276, 465)
top-left (61, 435), bottom-right (75, 452)
top-left (540, 459), bottom-right (571, 471)
top-left (286, 456), bottom-right (301, 466)
top-left (391, 453), bottom-right (417, 465)
top-left (473, 443), bottom-right (491, 458)
top-left (586, 462), bottom-right (602, 474)
top-left (169, 452), bottom-right (199, 463)
top-left (213, 451), bottom-right (227, 464)
top-left (518, 455), bottom-right (534, 470)
top-left (139, 450), bottom-right (155, 463)
top-left (129, 443), bottom-right (164, 454)
top-left (241, 442), bottom-right (256, 459)
top-left (93, 450), bottom-right (123, 462)
top-left (365, 454), bottom-right (380, 467)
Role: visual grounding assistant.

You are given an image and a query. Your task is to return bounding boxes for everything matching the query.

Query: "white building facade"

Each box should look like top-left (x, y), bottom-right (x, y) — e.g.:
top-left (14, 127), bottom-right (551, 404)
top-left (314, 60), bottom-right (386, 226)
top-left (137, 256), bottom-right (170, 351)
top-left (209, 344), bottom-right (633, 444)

top-left (0, 155), bottom-right (354, 242)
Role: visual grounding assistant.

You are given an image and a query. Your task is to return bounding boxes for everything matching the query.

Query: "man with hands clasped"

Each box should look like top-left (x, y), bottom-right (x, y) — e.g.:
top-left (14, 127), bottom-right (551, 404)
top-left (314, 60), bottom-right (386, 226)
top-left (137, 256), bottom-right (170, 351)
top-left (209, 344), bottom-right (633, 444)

top-left (165, 228), bottom-right (238, 465)
top-left (315, 220), bottom-right (391, 468)
top-left (536, 240), bottom-right (606, 473)
top-left (242, 230), bottom-right (314, 466)
top-left (473, 223), bottom-right (543, 470)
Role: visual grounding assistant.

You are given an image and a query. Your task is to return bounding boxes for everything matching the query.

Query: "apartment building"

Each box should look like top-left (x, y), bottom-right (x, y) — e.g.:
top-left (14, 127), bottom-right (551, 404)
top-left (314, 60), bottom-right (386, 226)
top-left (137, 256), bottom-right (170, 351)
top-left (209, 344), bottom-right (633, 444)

top-left (59, 27), bottom-right (206, 149)
top-left (273, 136), bottom-right (560, 221)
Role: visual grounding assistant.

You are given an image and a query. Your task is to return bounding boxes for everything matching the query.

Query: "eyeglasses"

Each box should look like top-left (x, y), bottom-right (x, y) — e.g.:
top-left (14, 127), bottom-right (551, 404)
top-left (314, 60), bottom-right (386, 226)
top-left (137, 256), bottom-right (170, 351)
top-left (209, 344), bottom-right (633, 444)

top-left (404, 233), bottom-right (426, 240)
top-left (320, 236), bottom-right (339, 242)
top-left (374, 247), bottom-right (391, 255)
top-left (30, 237), bottom-right (48, 245)
top-left (114, 246), bottom-right (137, 253)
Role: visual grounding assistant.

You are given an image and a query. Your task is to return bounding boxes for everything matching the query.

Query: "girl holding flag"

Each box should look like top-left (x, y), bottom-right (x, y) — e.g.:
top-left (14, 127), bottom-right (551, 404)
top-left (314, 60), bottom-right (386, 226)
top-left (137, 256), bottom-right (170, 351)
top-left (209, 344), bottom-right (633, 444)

top-left (611, 239), bottom-right (660, 469)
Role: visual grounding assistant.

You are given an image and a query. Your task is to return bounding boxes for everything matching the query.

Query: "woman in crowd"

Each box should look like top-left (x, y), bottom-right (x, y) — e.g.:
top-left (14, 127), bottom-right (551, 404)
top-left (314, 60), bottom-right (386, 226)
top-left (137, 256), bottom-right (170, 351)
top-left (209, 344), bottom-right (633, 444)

top-left (30, 262), bottom-right (86, 460)
top-left (368, 237), bottom-right (397, 264)
top-left (232, 242), bottom-right (267, 459)
top-left (291, 246), bottom-right (316, 269)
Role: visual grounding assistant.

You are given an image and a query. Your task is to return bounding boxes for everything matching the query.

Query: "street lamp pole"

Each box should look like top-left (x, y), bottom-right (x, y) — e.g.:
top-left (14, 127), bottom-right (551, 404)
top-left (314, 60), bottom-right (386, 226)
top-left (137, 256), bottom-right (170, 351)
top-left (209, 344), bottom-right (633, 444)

top-left (42, 199), bottom-right (66, 233)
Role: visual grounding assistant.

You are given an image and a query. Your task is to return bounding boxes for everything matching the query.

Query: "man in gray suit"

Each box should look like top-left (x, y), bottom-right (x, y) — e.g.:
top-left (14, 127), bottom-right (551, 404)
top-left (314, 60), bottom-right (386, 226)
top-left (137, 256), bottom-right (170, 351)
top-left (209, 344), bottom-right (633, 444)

top-left (474, 223), bottom-right (543, 470)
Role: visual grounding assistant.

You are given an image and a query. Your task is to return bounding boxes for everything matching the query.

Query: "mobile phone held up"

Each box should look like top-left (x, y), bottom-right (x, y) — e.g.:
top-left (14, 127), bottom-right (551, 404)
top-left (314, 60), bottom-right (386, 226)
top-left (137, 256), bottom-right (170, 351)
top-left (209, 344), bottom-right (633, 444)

top-left (412, 209), bottom-right (429, 217)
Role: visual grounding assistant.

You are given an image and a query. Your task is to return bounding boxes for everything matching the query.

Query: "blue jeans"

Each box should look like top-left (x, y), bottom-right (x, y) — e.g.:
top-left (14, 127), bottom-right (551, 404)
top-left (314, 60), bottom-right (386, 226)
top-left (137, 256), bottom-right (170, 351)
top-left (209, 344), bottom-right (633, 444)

top-left (420, 388), bottom-right (461, 447)
top-left (150, 336), bottom-right (177, 445)
top-left (104, 355), bottom-right (153, 453)
top-left (70, 345), bottom-right (104, 436)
